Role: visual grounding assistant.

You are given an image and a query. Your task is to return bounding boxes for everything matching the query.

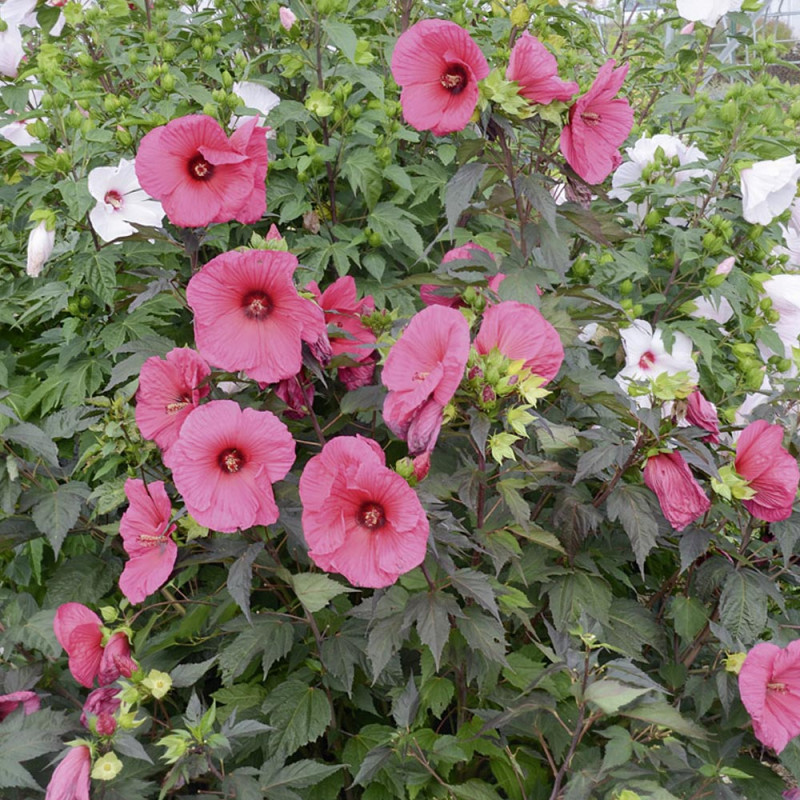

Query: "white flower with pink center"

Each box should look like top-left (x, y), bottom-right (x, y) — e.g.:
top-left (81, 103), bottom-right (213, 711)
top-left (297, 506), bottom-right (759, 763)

top-left (88, 158), bottom-right (165, 243)
top-left (616, 320), bottom-right (698, 404)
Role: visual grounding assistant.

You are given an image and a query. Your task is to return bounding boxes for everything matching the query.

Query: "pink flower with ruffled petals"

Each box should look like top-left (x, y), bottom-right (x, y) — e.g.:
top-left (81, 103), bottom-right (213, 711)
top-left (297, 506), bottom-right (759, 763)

top-left (135, 348), bottom-right (210, 459)
top-left (98, 632), bottom-right (136, 686)
top-left (53, 603), bottom-right (104, 688)
top-left (643, 451), bottom-right (710, 531)
top-left (739, 640), bottom-right (800, 753)
top-left (420, 244), bottom-right (503, 308)
top-left (382, 305), bottom-right (470, 454)
top-left (119, 479), bottom-right (178, 605)
top-left (0, 690), bottom-right (40, 721)
top-left (169, 400), bottom-right (295, 532)
top-left (735, 420), bottom-right (799, 522)
top-left (187, 249), bottom-right (326, 386)
top-left (475, 301), bottom-right (564, 383)
top-left (391, 19), bottom-right (489, 136)
top-left (135, 114), bottom-right (268, 227)
top-left (299, 436), bottom-right (429, 588)
top-left (560, 60), bottom-right (634, 185)
top-left (45, 745), bottom-right (91, 800)
top-left (80, 687), bottom-right (121, 728)
top-left (685, 390), bottom-right (720, 444)
top-left (506, 32), bottom-right (579, 105)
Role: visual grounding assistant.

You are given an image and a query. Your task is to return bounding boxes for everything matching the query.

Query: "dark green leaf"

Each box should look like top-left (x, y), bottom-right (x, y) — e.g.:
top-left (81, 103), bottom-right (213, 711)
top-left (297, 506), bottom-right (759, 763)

top-left (445, 162), bottom-right (486, 236)
top-left (227, 543), bottom-right (263, 623)
top-left (31, 482), bottom-right (90, 557)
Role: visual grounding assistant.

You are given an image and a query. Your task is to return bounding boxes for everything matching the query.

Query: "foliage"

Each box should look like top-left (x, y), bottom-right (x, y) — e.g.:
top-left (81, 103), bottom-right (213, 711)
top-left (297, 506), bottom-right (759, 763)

top-left (2, 0), bottom-right (800, 799)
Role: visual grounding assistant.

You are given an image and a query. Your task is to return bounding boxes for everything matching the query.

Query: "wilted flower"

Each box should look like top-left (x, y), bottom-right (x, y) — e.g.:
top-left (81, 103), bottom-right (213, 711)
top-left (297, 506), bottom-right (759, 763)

top-left (643, 451), bottom-right (710, 531)
top-left (506, 32), bottom-right (578, 105)
top-left (685, 390), bottom-right (720, 444)
top-left (299, 436), bottom-right (429, 588)
top-left (118, 479), bottom-right (178, 605)
top-left (169, 400), bottom-right (295, 532)
top-left (80, 687), bottom-right (121, 728)
top-left (88, 158), bottom-right (165, 242)
top-left (45, 745), bottom-right (91, 800)
top-left (738, 640), bottom-right (800, 753)
top-left (26, 220), bottom-right (54, 278)
top-left (734, 419), bottom-right (799, 522)
top-left (560, 60), bottom-right (633, 185)
top-left (0, 690), bottom-right (40, 721)
top-left (740, 155), bottom-right (800, 226)
top-left (391, 19), bottom-right (489, 136)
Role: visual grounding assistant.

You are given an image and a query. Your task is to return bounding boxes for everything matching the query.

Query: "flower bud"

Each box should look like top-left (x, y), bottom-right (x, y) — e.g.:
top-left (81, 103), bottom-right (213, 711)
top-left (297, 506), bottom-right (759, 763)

top-left (26, 220), bottom-right (55, 278)
top-left (95, 712), bottom-right (117, 736)
top-left (279, 6), bottom-right (297, 30)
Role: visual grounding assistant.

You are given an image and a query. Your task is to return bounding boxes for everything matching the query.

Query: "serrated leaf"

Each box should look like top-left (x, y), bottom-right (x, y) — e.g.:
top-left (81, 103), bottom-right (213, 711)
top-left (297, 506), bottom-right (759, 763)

top-left (405, 591), bottom-right (461, 669)
top-left (31, 483), bottom-right (90, 557)
top-left (290, 572), bottom-right (353, 613)
top-left (261, 758), bottom-right (343, 793)
top-left (583, 679), bottom-right (651, 714)
top-left (4, 423), bottom-right (59, 466)
top-left (548, 572), bottom-right (612, 628)
top-left (456, 606), bottom-right (508, 666)
top-left (719, 570), bottom-right (767, 644)
top-left (450, 779), bottom-right (504, 800)
top-left (263, 681), bottom-right (331, 758)
top-left (445, 163), bottom-right (486, 236)
top-left (574, 444), bottom-right (621, 484)
top-left (114, 733), bottom-right (153, 763)
top-left (391, 674), bottom-right (419, 728)
top-left (450, 569), bottom-right (500, 621)
top-left (607, 485), bottom-right (659, 576)
top-left (351, 746), bottom-right (392, 787)
top-left (171, 656), bottom-right (218, 689)
top-left (227, 543), bottom-right (263, 623)
top-left (368, 202), bottom-right (423, 256)
top-left (219, 617), bottom-right (293, 686)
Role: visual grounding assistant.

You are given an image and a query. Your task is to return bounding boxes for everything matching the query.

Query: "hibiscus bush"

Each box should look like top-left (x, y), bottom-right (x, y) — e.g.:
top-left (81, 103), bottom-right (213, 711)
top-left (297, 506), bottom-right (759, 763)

top-left (5, 0), bottom-right (800, 798)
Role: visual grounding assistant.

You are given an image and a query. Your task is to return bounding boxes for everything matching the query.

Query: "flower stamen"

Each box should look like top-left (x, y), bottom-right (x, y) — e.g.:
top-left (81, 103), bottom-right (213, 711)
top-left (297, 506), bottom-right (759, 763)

top-left (359, 502), bottom-right (386, 530)
top-left (440, 63), bottom-right (468, 95)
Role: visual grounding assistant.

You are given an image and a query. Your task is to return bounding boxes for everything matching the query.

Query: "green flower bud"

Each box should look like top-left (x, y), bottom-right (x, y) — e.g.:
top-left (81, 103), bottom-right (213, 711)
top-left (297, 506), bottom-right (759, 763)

top-left (202, 102), bottom-right (217, 117)
top-left (116, 128), bottom-right (133, 146)
top-left (76, 52), bottom-right (94, 68)
top-left (65, 109), bottom-right (84, 128)
top-left (221, 70), bottom-right (233, 89)
top-left (161, 73), bottom-right (175, 92)
top-left (619, 279), bottom-right (633, 295)
top-left (745, 366), bottom-right (765, 391)
top-left (162, 42), bottom-right (176, 61)
top-left (144, 29), bottom-right (158, 44)
top-left (202, 44), bottom-right (214, 60)
top-left (759, 297), bottom-right (773, 312)
top-left (104, 95), bottom-right (120, 112)
top-left (0, 19), bottom-right (8, 32)
top-left (765, 308), bottom-right (780, 324)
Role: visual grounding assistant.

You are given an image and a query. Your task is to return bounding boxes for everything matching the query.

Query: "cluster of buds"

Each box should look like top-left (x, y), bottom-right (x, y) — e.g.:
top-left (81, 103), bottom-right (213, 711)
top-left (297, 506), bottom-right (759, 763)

top-left (465, 348), bottom-right (549, 414)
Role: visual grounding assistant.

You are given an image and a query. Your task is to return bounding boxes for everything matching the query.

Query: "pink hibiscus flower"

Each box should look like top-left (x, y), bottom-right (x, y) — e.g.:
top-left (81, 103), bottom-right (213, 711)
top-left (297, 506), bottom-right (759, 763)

top-left (53, 603), bottom-right (104, 688)
top-left (187, 249), bottom-right (327, 386)
top-left (735, 420), bottom-right (799, 522)
top-left (685, 390), bottom-right (720, 444)
top-left (391, 19), bottom-right (489, 136)
top-left (169, 400), bottom-right (295, 532)
top-left (45, 745), bottom-right (91, 800)
top-left (0, 690), bottom-right (40, 721)
top-left (643, 451), bottom-right (710, 531)
top-left (80, 687), bottom-right (121, 728)
top-left (420, 244), bottom-right (503, 308)
top-left (738, 640), bottom-right (800, 753)
top-left (118, 479), bottom-right (178, 605)
top-left (559, 60), bottom-right (634, 185)
top-left (474, 301), bottom-right (564, 383)
top-left (307, 275), bottom-right (377, 389)
top-left (506, 32), bottom-right (579, 105)
top-left (135, 114), bottom-right (268, 227)
top-left (97, 632), bottom-right (136, 686)
top-left (135, 347), bottom-right (210, 459)
top-left (382, 305), bottom-right (471, 455)
top-left (299, 436), bottom-right (429, 588)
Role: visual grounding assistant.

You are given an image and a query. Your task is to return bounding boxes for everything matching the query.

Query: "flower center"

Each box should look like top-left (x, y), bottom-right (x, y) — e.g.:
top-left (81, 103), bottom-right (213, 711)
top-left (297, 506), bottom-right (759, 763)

top-left (581, 110), bottom-right (601, 127)
top-left (767, 681), bottom-right (788, 693)
top-left (638, 350), bottom-right (656, 370)
top-left (358, 502), bottom-right (386, 530)
top-left (104, 189), bottom-right (124, 210)
top-left (188, 153), bottom-right (214, 181)
top-left (412, 370), bottom-right (430, 382)
top-left (218, 447), bottom-right (245, 474)
top-left (165, 395), bottom-right (191, 414)
top-left (440, 63), bottom-right (468, 95)
top-left (242, 291), bottom-right (273, 320)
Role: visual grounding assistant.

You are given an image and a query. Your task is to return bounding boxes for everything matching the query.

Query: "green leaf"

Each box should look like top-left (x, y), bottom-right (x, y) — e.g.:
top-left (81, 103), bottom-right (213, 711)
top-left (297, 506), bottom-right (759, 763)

top-left (456, 606), bottom-right (508, 666)
top-left (219, 617), bottom-right (294, 686)
top-left (548, 572), bottom-right (612, 628)
top-left (445, 162), bottom-right (486, 236)
top-left (450, 779), bottom-right (504, 800)
top-left (227, 543), bottom-right (263, 623)
top-left (323, 20), bottom-right (357, 63)
top-left (719, 570), bottom-right (768, 644)
top-left (263, 680), bottom-right (331, 758)
top-left (391, 674), bottom-right (419, 728)
top-left (450, 569), bottom-right (500, 621)
top-left (368, 202), bottom-right (423, 257)
top-left (3, 422), bottom-right (59, 466)
top-left (260, 758), bottom-right (344, 796)
top-left (406, 591), bottom-right (461, 669)
top-left (620, 701), bottom-right (708, 739)
top-left (171, 656), bottom-right (218, 689)
top-left (606, 485), bottom-right (659, 576)
top-left (583, 679), bottom-right (651, 714)
top-left (30, 482), bottom-right (90, 557)
top-left (290, 572), bottom-right (354, 613)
